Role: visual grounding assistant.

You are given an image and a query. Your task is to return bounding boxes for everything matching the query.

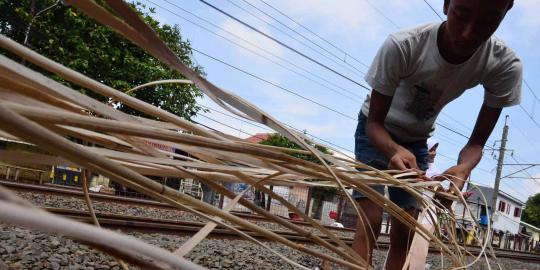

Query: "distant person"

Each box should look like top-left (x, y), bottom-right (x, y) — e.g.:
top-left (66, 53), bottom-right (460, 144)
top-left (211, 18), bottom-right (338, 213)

top-left (426, 139), bottom-right (440, 178)
top-left (329, 210), bottom-right (344, 228)
top-left (352, 0), bottom-right (522, 268)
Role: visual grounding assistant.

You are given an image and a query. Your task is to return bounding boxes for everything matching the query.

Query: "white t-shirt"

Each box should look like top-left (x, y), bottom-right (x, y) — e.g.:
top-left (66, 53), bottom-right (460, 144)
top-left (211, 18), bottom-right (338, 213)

top-left (361, 22), bottom-right (522, 143)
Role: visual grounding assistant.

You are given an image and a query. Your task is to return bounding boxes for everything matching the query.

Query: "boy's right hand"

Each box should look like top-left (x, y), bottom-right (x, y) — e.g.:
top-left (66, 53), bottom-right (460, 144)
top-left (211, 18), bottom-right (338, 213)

top-left (388, 147), bottom-right (419, 170)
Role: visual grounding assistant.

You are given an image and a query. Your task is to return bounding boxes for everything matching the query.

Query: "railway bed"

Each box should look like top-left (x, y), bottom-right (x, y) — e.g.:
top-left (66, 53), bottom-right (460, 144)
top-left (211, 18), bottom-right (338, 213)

top-left (2, 180), bottom-right (540, 269)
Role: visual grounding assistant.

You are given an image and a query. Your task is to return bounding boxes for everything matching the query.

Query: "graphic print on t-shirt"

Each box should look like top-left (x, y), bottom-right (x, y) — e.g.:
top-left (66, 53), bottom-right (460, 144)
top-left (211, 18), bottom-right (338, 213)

top-left (405, 83), bottom-right (442, 121)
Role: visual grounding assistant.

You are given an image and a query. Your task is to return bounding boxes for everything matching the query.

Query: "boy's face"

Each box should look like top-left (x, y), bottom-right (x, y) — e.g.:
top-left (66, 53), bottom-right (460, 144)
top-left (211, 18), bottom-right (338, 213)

top-left (428, 145), bottom-right (437, 163)
top-left (443, 0), bottom-right (511, 58)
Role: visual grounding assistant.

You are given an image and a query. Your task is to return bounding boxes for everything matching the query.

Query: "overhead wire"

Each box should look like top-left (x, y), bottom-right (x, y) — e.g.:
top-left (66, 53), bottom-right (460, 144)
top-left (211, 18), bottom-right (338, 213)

top-left (255, 0), bottom-right (369, 69)
top-left (147, 0), bottom-right (498, 153)
top-left (193, 48), bottom-right (357, 121)
top-left (238, 0), bottom-right (371, 69)
top-left (194, 46), bottom-right (496, 149)
top-left (360, 0), bottom-right (401, 29)
top-left (508, 155), bottom-right (540, 187)
top-left (5, 3), bottom-right (464, 158)
top-left (153, 0), bottom-right (528, 186)
top-left (149, 0), bottom-right (364, 101)
top-left (225, 0), bottom-right (367, 75)
top-left (11, 0), bottom-right (509, 172)
top-left (199, 104), bottom-right (354, 153)
top-left (421, 0), bottom-right (540, 133)
top-left (523, 78), bottom-right (540, 105)
top-left (195, 0), bottom-right (371, 89)
top-left (519, 104), bottom-right (540, 130)
top-left (437, 152), bottom-right (494, 175)
top-left (422, 0), bottom-right (444, 21)
top-left (421, 0), bottom-right (540, 178)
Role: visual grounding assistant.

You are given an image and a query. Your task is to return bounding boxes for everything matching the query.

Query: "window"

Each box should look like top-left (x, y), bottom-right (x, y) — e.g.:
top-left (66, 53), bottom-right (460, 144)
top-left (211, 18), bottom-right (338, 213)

top-left (514, 208), bottom-right (522, 218)
top-left (506, 205), bottom-right (511, 215)
top-left (498, 201), bottom-right (506, 212)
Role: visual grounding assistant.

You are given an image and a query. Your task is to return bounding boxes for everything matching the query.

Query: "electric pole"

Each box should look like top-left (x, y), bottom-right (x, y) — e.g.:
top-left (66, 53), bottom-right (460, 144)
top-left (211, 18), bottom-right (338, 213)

top-left (490, 115), bottom-right (509, 225)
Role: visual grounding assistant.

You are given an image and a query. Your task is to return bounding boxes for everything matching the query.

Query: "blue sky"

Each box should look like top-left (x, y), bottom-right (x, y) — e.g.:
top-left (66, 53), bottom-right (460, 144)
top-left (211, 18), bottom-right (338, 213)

top-left (139, 0), bottom-right (540, 202)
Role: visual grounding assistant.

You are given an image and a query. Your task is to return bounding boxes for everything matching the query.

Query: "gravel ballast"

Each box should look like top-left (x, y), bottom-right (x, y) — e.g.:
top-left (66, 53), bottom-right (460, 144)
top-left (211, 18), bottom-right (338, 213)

top-left (2, 190), bottom-right (539, 269)
top-left (1, 224), bottom-right (540, 270)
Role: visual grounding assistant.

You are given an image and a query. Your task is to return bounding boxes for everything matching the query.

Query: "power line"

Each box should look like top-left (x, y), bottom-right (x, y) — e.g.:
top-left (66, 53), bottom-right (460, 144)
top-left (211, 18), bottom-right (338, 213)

top-left (150, 0), bottom-right (364, 100)
top-left (198, 114), bottom-right (269, 141)
top-left (200, 104), bottom-right (355, 153)
top-left (195, 47), bottom-right (493, 147)
top-left (523, 79), bottom-right (540, 107)
top-left (437, 152), bottom-right (494, 175)
top-left (422, 0), bottom-right (540, 134)
top-left (152, 1), bottom-right (503, 152)
top-left (511, 121), bottom-right (540, 155)
top-left (196, 0), bottom-right (371, 90)
top-left (256, 0), bottom-right (369, 69)
top-left (519, 104), bottom-right (540, 130)
top-left (14, 1), bottom-right (507, 162)
top-left (193, 48), bottom-right (357, 121)
top-left (227, 0), bottom-right (367, 74)
top-left (361, 0), bottom-right (401, 29)
top-left (509, 155), bottom-right (540, 187)
top-left (422, 0), bottom-right (444, 21)
top-left (9, 0), bottom-right (479, 150)
top-left (238, 0), bottom-right (369, 69)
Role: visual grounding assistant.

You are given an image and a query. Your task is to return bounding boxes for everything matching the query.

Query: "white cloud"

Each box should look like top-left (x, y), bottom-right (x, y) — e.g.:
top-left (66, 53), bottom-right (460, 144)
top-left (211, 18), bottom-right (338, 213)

top-left (271, 0), bottom-right (417, 41)
top-left (516, 0), bottom-right (540, 31)
top-left (276, 0), bottom-right (382, 38)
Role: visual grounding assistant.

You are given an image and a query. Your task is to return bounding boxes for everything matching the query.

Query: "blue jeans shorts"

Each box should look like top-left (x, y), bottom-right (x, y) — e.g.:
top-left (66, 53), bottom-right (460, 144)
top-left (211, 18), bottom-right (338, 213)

top-left (353, 112), bottom-right (428, 210)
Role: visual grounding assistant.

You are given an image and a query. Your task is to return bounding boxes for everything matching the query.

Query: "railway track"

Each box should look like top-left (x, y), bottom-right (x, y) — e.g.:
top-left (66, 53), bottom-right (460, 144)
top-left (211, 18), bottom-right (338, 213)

top-left (1, 180), bottom-right (353, 233)
top-left (4, 180), bottom-right (540, 263)
top-left (45, 208), bottom-right (540, 263)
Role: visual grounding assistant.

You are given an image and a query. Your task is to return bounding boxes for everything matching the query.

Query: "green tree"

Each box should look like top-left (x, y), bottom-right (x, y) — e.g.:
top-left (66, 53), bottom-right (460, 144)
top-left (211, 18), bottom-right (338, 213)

top-left (259, 133), bottom-right (337, 218)
top-left (522, 193), bottom-right (540, 227)
top-left (0, 0), bottom-right (204, 120)
top-left (259, 133), bottom-right (333, 164)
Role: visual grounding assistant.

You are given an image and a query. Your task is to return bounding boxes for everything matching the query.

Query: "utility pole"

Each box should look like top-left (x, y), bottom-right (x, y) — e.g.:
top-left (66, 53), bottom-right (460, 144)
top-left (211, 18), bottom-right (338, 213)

top-left (490, 115), bottom-right (509, 225)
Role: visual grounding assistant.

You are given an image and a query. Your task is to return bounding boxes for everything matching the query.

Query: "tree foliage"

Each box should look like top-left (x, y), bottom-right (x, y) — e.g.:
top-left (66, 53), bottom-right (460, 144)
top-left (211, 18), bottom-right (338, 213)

top-left (259, 134), bottom-right (338, 199)
top-left (259, 133), bottom-right (332, 164)
top-left (522, 193), bottom-right (540, 227)
top-left (0, 0), bottom-right (204, 120)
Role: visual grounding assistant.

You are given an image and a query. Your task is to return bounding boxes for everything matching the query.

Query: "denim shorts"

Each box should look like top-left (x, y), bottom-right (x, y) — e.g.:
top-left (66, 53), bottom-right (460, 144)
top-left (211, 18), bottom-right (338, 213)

top-left (353, 112), bottom-right (428, 210)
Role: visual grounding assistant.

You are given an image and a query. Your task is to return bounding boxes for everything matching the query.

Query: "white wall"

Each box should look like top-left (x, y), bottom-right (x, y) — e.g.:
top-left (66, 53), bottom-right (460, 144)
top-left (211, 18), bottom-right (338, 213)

top-left (493, 198), bottom-right (522, 234)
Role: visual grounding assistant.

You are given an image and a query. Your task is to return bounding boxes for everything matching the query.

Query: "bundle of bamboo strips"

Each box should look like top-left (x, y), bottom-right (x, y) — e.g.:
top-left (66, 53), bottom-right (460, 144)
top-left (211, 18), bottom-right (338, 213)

top-left (0, 1), bottom-right (501, 269)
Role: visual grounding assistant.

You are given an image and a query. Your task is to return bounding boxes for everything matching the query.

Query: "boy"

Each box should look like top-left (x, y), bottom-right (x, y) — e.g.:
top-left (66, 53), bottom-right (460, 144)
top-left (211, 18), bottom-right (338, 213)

top-left (352, 0), bottom-right (522, 269)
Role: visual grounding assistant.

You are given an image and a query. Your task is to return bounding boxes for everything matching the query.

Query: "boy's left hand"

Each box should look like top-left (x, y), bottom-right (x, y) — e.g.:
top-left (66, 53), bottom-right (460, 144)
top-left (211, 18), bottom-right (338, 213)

top-left (435, 164), bottom-right (471, 190)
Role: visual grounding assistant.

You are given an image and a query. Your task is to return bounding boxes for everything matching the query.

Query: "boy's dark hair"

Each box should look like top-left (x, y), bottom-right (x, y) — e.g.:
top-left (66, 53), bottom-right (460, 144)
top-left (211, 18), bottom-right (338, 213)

top-left (444, 0), bottom-right (514, 10)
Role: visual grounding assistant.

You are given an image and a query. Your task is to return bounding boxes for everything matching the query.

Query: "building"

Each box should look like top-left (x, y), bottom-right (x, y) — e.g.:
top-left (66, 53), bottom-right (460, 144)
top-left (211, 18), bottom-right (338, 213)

top-left (455, 185), bottom-right (525, 234)
top-left (520, 221), bottom-right (540, 252)
top-left (245, 133), bottom-right (272, 144)
top-left (453, 185), bottom-right (530, 250)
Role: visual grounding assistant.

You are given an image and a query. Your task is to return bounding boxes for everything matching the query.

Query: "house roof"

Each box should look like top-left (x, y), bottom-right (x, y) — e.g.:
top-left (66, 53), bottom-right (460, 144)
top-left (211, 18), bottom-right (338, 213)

top-left (521, 221), bottom-right (540, 232)
top-left (244, 133), bottom-right (272, 144)
top-left (466, 184), bottom-right (525, 208)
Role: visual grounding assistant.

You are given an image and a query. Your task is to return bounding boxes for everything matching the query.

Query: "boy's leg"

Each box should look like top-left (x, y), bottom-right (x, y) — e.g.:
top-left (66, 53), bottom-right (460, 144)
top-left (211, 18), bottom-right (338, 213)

top-left (386, 208), bottom-right (418, 270)
top-left (352, 198), bottom-right (383, 265)
top-left (386, 139), bottom-right (429, 270)
top-left (352, 112), bottom-right (388, 264)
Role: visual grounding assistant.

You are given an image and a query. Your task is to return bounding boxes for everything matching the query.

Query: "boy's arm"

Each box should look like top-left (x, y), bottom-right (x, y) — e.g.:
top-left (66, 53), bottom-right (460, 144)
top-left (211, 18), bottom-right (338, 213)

top-left (443, 104), bottom-right (502, 190)
top-left (366, 91), bottom-right (420, 170)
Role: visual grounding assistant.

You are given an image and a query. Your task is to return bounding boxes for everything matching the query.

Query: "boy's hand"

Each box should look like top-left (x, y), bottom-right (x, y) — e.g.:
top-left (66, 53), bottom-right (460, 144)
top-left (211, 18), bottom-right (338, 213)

top-left (388, 147), bottom-right (419, 170)
top-left (437, 164), bottom-right (471, 190)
